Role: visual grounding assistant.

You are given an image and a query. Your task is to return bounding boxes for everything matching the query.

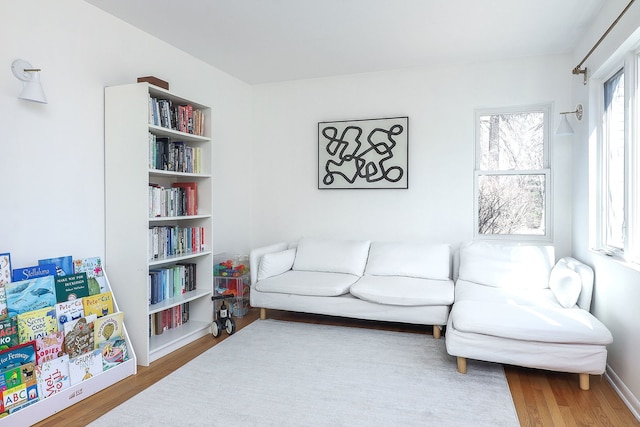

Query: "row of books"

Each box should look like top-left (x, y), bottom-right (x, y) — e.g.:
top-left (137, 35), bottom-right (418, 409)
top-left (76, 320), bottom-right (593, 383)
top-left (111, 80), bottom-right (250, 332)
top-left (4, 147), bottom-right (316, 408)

top-left (148, 96), bottom-right (206, 136)
top-left (148, 263), bottom-right (197, 305)
top-left (149, 181), bottom-right (198, 218)
top-left (149, 303), bottom-right (189, 336)
top-left (148, 134), bottom-right (203, 173)
top-left (148, 226), bottom-right (206, 261)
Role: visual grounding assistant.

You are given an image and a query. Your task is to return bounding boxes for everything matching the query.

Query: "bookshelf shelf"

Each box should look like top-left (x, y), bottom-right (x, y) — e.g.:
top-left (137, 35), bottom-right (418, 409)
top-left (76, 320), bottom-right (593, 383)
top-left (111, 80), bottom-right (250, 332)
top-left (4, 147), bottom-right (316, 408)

top-left (105, 82), bottom-right (213, 366)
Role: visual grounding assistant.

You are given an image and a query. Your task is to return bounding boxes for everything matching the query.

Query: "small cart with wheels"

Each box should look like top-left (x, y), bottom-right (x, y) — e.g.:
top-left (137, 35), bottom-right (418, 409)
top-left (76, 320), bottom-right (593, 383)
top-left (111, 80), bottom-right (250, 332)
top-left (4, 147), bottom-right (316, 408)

top-left (211, 294), bottom-right (237, 337)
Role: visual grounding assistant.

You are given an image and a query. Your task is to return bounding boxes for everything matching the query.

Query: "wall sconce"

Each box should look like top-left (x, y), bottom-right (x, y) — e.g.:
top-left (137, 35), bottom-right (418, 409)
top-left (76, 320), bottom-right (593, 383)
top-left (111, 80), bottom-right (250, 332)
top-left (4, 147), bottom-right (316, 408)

top-left (11, 59), bottom-right (47, 104)
top-left (556, 104), bottom-right (583, 136)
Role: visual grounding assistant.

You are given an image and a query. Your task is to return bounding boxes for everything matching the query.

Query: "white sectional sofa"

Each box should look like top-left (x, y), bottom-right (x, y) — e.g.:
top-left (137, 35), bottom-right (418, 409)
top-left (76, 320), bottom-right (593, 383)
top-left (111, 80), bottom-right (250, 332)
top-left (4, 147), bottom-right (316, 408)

top-left (249, 237), bottom-right (454, 338)
top-left (445, 241), bottom-right (613, 390)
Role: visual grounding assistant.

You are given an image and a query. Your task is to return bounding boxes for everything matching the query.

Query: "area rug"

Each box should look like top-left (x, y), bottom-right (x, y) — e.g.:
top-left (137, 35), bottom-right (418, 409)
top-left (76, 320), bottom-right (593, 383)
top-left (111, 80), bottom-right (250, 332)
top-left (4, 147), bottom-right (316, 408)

top-left (89, 319), bottom-right (519, 426)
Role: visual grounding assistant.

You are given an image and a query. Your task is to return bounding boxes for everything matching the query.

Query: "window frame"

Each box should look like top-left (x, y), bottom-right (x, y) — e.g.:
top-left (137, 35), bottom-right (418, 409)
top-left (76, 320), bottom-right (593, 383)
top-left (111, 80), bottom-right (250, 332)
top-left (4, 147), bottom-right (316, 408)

top-left (473, 104), bottom-right (553, 242)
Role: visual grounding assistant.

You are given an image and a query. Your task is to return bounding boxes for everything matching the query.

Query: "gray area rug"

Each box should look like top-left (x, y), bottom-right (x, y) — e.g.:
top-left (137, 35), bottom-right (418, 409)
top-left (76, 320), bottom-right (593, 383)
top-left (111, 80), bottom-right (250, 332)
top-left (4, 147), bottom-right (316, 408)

top-left (89, 319), bottom-right (519, 426)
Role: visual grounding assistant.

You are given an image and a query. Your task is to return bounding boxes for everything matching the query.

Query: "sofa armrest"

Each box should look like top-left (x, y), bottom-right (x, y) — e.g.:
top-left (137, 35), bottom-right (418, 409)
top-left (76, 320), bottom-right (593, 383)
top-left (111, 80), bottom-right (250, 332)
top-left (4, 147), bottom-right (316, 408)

top-left (558, 256), bottom-right (594, 311)
top-left (249, 242), bottom-right (289, 285)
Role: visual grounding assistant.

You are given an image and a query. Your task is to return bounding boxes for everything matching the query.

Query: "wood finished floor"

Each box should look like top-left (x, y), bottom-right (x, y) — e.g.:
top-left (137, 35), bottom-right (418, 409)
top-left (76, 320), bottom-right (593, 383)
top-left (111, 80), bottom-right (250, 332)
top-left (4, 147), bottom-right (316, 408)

top-left (33, 309), bottom-right (638, 427)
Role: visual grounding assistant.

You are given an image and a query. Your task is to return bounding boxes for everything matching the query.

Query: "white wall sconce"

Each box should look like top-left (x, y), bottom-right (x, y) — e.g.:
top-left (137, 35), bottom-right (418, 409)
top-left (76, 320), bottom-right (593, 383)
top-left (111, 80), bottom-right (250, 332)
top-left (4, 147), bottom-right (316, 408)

top-left (556, 104), bottom-right (583, 136)
top-left (11, 59), bottom-right (47, 104)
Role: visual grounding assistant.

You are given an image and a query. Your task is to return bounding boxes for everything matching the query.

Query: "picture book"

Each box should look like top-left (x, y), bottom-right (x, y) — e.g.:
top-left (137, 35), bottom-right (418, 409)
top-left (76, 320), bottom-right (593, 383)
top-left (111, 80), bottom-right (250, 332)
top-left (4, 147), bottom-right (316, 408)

top-left (99, 337), bottom-right (128, 370)
top-left (12, 263), bottom-right (56, 282)
top-left (35, 331), bottom-right (65, 365)
top-left (0, 253), bottom-right (11, 321)
top-left (17, 306), bottom-right (57, 344)
top-left (0, 362), bottom-right (39, 413)
top-left (0, 341), bottom-right (36, 371)
top-left (5, 275), bottom-right (56, 318)
top-left (94, 311), bottom-right (124, 348)
top-left (54, 272), bottom-right (90, 302)
top-left (0, 316), bottom-right (18, 350)
top-left (63, 315), bottom-right (96, 359)
top-left (55, 298), bottom-right (84, 331)
top-left (35, 354), bottom-right (70, 399)
top-left (69, 349), bottom-right (103, 385)
top-left (73, 256), bottom-right (107, 295)
top-left (82, 291), bottom-right (114, 318)
top-left (38, 255), bottom-right (73, 276)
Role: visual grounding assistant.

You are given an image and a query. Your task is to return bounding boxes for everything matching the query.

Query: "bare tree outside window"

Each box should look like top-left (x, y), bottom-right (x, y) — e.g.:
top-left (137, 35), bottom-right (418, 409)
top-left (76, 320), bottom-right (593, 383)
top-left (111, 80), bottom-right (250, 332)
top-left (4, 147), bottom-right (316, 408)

top-left (476, 109), bottom-right (549, 237)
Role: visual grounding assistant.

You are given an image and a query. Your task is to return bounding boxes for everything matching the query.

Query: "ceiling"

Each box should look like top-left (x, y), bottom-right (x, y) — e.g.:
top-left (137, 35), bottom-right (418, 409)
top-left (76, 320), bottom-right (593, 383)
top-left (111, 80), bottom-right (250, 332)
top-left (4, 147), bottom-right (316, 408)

top-left (85, 0), bottom-right (606, 85)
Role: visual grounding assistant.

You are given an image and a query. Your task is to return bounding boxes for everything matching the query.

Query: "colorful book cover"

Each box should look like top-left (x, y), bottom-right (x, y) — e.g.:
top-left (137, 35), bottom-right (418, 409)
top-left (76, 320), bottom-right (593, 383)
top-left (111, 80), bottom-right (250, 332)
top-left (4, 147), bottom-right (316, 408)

top-left (82, 291), bottom-right (114, 318)
top-left (0, 362), bottom-right (39, 412)
top-left (0, 253), bottom-right (11, 321)
top-left (0, 317), bottom-right (18, 351)
top-left (63, 315), bottom-right (96, 359)
top-left (0, 342), bottom-right (36, 371)
top-left (73, 256), bottom-right (107, 295)
top-left (38, 255), bottom-right (73, 276)
top-left (55, 298), bottom-right (84, 331)
top-left (54, 272), bottom-right (90, 303)
top-left (17, 306), bottom-right (57, 344)
top-left (35, 354), bottom-right (70, 399)
top-left (11, 263), bottom-right (56, 282)
top-left (35, 331), bottom-right (65, 365)
top-left (99, 337), bottom-right (128, 370)
top-left (69, 349), bottom-right (103, 385)
top-left (5, 276), bottom-right (56, 318)
top-left (94, 312), bottom-right (124, 348)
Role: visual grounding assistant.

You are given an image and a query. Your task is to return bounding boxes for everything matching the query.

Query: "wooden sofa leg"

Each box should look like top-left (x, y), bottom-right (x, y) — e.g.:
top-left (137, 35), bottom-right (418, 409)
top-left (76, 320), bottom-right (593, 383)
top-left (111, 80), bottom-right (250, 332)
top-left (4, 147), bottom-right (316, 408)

top-left (579, 373), bottom-right (590, 390)
top-left (457, 357), bottom-right (467, 374)
top-left (433, 325), bottom-right (441, 339)
top-left (260, 308), bottom-right (267, 320)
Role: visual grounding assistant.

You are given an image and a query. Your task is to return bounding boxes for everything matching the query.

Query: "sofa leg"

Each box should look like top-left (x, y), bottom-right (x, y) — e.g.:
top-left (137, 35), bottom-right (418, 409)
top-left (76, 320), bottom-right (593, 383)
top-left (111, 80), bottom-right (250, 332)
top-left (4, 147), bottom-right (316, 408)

top-left (433, 325), bottom-right (441, 339)
top-left (579, 373), bottom-right (590, 390)
top-left (457, 357), bottom-right (467, 374)
top-left (260, 308), bottom-right (267, 320)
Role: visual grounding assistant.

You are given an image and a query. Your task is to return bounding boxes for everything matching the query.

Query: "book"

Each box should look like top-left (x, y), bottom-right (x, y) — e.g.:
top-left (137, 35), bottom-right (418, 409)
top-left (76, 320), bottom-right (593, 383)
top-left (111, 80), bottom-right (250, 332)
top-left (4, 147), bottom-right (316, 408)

top-left (0, 253), bottom-right (11, 321)
top-left (35, 331), bottom-right (65, 365)
top-left (11, 263), bottom-right (56, 282)
top-left (171, 181), bottom-right (198, 215)
top-left (5, 276), bottom-right (56, 318)
top-left (99, 337), bottom-right (128, 370)
top-left (82, 291), bottom-right (114, 318)
top-left (17, 306), bottom-right (57, 344)
top-left (94, 311), bottom-right (125, 348)
top-left (0, 342), bottom-right (36, 371)
top-left (0, 316), bottom-right (18, 350)
top-left (73, 256), bottom-right (107, 295)
top-left (69, 349), bottom-right (103, 385)
top-left (54, 272), bottom-right (90, 302)
top-left (35, 354), bottom-right (70, 399)
top-left (0, 362), bottom-right (39, 412)
top-left (63, 315), bottom-right (96, 359)
top-left (55, 298), bottom-right (85, 331)
top-left (38, 255), bottom-right (73, 276)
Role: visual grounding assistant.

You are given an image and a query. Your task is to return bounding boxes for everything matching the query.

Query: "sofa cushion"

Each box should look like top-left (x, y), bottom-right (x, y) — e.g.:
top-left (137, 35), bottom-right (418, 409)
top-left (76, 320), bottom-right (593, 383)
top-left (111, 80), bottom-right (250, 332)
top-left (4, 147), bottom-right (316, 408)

top-left (257, 248), bottom-right (296, 281)
top-left (549, 259), bottom-right (582, 308)
top-left (255, 270), bottom-right (359, 296)
top-left (364, 242), bottom-right (450, 280)
top-left (350, 276), bottom-right (454, 306)
top-left (450, 300), bottom-right (613, 345)
top-left (454, 279), bottom-right (561, 308)
top-left (458, 241), bottom-right (554, 289)
top-left (292, 237), bottom-right (370, 276)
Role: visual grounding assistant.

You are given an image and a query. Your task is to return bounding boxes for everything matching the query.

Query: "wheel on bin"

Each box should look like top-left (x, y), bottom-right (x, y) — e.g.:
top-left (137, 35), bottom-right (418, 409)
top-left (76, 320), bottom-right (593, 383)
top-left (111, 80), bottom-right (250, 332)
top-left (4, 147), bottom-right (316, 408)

top-left (212, 319), bottom-right (224, 337)
top-left (225, 318), bottom-right (236, 335)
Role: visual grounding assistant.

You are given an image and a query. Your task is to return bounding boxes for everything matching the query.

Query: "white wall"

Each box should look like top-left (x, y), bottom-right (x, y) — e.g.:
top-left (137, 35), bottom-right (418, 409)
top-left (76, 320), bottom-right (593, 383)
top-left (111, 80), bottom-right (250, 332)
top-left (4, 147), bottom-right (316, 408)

top-left (571, 0), bottom-right (640, 416)
top-left (250, 55), bottom-right (574, 256)
top-left (0, 0), bottom-right (253, 270)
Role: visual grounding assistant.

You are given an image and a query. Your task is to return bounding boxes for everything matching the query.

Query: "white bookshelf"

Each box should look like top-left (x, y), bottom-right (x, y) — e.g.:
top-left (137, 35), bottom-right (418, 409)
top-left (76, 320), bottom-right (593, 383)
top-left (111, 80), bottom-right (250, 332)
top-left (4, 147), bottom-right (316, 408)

top-left (105, 82), bottom-right (213, 366)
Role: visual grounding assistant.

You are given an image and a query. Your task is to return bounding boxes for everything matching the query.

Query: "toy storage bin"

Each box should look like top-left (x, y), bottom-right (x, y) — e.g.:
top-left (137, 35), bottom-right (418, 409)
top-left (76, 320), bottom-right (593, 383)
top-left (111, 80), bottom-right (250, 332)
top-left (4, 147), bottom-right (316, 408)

top-left (213, 254), bottom-right (250, 317)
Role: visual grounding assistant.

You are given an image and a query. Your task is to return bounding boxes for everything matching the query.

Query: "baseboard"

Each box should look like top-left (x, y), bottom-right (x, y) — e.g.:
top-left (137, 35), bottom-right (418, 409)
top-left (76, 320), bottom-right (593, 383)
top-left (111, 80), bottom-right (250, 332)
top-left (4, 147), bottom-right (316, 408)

top-left (605, 364), bottom-right (640, 422)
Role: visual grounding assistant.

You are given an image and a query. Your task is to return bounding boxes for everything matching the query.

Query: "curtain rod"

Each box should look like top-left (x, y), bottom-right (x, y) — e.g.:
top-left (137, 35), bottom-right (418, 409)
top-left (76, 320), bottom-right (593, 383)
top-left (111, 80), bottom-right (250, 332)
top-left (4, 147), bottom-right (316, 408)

top-left (572, 0), bottom-right (636, 84)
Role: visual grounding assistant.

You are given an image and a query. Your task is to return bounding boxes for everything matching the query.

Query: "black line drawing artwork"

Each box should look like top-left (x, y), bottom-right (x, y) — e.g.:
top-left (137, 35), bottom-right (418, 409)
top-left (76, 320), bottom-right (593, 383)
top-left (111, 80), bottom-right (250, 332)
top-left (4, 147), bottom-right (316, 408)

top-left (318, 117), bottom-right (408, 189)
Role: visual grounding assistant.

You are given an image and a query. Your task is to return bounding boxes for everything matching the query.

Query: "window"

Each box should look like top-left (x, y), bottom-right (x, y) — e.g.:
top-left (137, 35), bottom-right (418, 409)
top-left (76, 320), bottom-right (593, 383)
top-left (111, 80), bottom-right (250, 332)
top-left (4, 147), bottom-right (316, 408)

top-left (475, 106), bottom-right (551, 240)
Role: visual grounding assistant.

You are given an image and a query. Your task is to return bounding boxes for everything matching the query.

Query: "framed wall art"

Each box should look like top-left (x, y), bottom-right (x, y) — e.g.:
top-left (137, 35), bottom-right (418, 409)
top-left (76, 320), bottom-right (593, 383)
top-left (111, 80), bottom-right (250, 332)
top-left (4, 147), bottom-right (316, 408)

top-left (318, 116), bottom-right (408, 189)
